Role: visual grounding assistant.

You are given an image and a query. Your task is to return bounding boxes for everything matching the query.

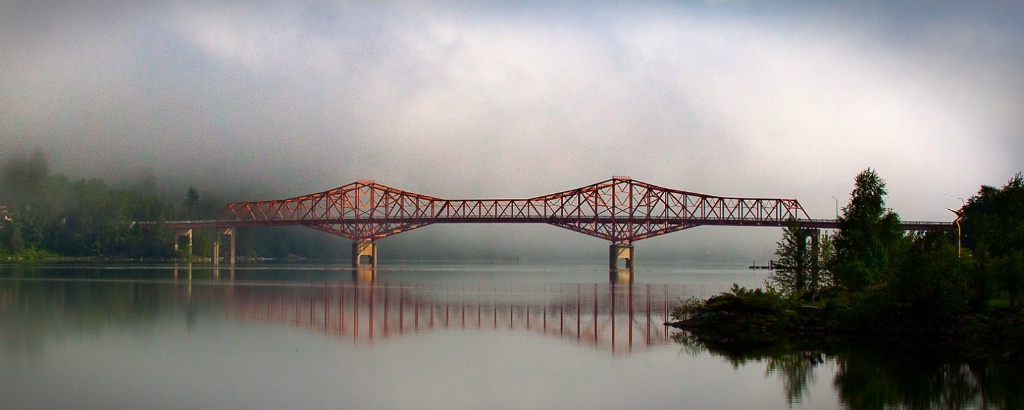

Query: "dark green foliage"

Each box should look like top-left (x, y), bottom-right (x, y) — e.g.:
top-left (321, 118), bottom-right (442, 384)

top-left (996, 251), bottom-right (1024, 308)
top-left (672, 284), bottom-right (801, 354)
top-left (0, 152), bottom-right (175, 258)
top-left (892, 231), bottom-right (973, 322)
top-left (961, 174), bottom-right (1024, 309)
top-left (816, 231), bottom-right (836, 289)
top-left (827, 169), bottom-right (1002, 326)
top-left (673, 284), bottom-right (793, 323)
top-left (961, 173), bottom-right (1024, 255)
top-left (702, 169), bottom-right (1024, 342)
top-left (833, 168), bottom-right (905, 294)
top-left (671, 168), bottom-right (1024, 407)
top-left (770, 219), bottom-right (813, 299)
top-left (0, 150), bottom-right (350, 260)
top-left (771, 219), bottom-right (810, 295)
top-left (3, 223), bottom-right (25, 253)
top-left (185, 186), bottom-right (200, 220)
top-left (704, 284), bottom-right (789, 315)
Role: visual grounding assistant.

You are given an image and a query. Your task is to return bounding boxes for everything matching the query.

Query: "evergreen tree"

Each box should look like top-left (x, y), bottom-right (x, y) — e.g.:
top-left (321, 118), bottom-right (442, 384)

top-left (816, 231), bottom-right (835, 289)
top-left (6, 224), bottom-right (25, 253)
top-left (832, 169), bottom-right (905, 294)
top-left (893, 231), bottom-right (970, 320)
top-left (771, 219), bottom-right (813, 299)
top-left (185, 186), bottom-right (200, 220)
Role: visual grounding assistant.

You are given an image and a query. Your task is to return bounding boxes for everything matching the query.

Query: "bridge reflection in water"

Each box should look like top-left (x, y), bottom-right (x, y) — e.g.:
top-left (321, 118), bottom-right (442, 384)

top-left (209, 278), bottom-right (692, 354)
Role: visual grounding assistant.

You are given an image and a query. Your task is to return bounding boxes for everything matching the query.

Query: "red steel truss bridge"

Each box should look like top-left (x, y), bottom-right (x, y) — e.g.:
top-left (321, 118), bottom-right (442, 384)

top-left (221, 176), bottom-right (813, 243)
top-left (166, 176), bottom-right (951, 275)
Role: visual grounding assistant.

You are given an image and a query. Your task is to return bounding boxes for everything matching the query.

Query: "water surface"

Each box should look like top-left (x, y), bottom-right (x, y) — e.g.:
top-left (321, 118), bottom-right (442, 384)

top-left (1, 262), bottom-right (1020, 409)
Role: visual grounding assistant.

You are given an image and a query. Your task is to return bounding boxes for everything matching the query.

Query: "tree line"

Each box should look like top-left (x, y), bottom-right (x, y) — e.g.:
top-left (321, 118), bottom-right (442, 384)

top-left (670, 168), bottom-right (1024, 363)
top-left (0, 150), bottom-right (342, 260)
top-left (770, 168), bottom-right (1024, 322)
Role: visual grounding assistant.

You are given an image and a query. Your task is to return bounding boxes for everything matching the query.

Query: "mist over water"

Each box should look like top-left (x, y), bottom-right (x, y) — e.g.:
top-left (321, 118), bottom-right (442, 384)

top-left (0, 148), bottom-right (787, 261)
top-left (4, 1), bottom-right (1020, 235)
top-left (4, 262), bottom-right (1021, 409)
top-left (3, 2), bottom-right (1023, 407)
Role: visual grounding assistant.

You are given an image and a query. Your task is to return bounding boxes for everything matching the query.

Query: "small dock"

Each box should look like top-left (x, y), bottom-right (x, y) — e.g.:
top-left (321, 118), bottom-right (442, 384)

top-left (748, 260), bottom-right (775, 270)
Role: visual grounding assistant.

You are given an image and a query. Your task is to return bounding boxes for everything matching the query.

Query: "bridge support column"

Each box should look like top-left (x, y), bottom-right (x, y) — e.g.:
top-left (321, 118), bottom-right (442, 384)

top-left (226, 228), bottom-right (235, 265)
top-left (209, 227), bottom-right (237, 266)
top-left (174, 229), bottom-right (193, 256)
top-left (211, 229), bottom-right (220, 266)
top-left (609, 243), bottom-right (634, 283)
top-left (352, 242), bottom-right (378, 270)
top-left (210, 228), bottom-right (235, 266)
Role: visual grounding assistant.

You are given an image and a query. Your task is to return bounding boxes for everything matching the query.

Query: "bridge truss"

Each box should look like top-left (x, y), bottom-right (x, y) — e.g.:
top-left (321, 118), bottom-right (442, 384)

top-left (222, 176), bottom-right (811, 244)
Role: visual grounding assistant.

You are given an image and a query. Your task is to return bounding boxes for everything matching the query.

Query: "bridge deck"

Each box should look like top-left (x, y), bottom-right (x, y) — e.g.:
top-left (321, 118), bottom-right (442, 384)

top-left (162, 218), bottom-right (950, 231)
top-left (205, 177), bottom-right (949, 243)
top-left (147, 177), bottom-right (951, 277)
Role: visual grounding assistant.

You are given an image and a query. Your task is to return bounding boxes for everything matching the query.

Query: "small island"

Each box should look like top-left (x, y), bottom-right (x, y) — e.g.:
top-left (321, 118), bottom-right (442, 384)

top-left (668, 169), bottom-right (1024, 363)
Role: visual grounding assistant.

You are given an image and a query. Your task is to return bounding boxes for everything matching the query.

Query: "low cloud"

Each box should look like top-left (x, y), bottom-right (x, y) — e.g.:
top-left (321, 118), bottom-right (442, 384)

top-left (1, 1), bottom-right (1021, 257)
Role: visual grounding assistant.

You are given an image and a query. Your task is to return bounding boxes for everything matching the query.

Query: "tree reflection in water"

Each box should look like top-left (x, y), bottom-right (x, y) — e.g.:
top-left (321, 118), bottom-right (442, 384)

top-left (833, 348), bottom-right (1024, 410)
top-left (674, 331), bottom-right (1024, 409)
top-left (4, 267), bottom-right (1023, 409)
top-left (767, 351), bottom-right (823, 406)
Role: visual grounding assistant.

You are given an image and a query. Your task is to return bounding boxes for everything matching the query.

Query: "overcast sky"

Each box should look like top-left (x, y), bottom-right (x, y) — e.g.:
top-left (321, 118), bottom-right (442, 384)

top-left (2, 1), bottom-right (1022, 259)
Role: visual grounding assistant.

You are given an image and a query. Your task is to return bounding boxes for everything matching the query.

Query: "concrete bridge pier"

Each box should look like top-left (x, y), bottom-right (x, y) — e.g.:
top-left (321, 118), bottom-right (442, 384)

top-left (173, 229), bottom-right (193, 254)
top-left (352, 242), bottom-right (378, 269)
top-left (211, 231), bottom-right (218, 265)
top-left (609, 243), bottom-right (635, 283)
top-left (352, 242), bottom-right (377, 282)
top-left (209, 228), bottom-right (236, 266)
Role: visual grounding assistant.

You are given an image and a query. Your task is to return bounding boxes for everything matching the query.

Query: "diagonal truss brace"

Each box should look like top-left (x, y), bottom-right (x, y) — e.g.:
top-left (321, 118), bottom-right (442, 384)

top-left (223, 177), bottom-right (811, 243)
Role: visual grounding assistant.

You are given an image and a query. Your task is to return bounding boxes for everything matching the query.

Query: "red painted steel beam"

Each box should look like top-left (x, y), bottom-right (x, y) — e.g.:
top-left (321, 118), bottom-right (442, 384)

top-left (215, 177), bottom-right (826, 242)
top-left (169, 177), bottom-right (952, 243)
top-left (150, 177), bottom-right (953, 243)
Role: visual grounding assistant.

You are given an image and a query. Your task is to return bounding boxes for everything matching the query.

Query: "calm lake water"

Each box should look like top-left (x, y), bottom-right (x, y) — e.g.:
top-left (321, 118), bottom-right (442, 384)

top-left (1, 262), bottom-right (1021, 409)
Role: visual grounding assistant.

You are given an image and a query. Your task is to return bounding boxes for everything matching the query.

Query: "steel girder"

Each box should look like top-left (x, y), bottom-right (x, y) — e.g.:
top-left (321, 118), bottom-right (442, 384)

top-left (222, 177), bottom-right (810, 243)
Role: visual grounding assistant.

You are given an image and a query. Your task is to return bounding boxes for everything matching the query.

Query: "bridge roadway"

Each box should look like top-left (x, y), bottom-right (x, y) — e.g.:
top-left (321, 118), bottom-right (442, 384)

top-left (158, 177), bottom-right (952, 281)
top-left (166, 218), bottom-right (948, 231)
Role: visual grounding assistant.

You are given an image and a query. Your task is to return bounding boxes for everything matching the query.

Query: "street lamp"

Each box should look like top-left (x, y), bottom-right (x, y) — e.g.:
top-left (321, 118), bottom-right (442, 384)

top-left (948, 208), bottom-right (963, 258)
top-left (830, 196), bottom-right (839, 219)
